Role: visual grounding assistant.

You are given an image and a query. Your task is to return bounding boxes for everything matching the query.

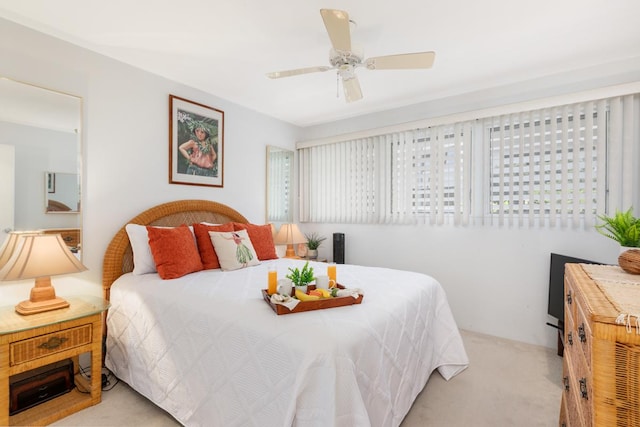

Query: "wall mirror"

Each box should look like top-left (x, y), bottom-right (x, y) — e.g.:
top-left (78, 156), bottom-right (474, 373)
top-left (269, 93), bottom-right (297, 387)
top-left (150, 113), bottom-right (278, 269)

top-left (266, 145), bottom-right (293, 223)
top-left (0, 77), bottom-right (82, 252)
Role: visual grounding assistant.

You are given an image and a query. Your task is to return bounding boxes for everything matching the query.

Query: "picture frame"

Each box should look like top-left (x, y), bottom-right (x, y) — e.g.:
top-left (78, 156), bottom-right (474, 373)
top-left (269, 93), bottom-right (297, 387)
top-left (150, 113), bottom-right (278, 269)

top-left (47, 172), bottom-right (55, 193)
top-left (169, 95), bottom-right (224, 187)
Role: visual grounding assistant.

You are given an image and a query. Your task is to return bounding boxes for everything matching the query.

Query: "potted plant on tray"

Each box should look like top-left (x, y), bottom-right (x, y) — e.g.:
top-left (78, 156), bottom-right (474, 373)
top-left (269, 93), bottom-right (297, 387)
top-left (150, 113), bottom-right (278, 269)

top-left (305, 232), bottom-right (326, 260)
top-left (286, 261), bottom-right (315, 293)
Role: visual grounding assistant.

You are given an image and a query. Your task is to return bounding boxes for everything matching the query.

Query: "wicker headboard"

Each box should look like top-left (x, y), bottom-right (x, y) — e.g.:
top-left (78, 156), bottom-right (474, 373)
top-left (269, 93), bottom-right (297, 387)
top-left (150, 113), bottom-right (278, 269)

top-left (102, 199), bottom-right (248, 300)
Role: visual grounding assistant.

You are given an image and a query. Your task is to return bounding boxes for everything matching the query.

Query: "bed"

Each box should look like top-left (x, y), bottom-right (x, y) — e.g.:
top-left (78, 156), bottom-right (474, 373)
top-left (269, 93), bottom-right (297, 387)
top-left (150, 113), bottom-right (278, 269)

top-left (102, 199), bottom-right (469, 427)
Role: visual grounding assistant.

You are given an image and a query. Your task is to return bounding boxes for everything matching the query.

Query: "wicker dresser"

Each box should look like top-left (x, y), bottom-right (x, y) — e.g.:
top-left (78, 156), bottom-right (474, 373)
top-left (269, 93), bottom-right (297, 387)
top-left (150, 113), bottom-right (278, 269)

top-left (560, 263), bottom-right (640, 426)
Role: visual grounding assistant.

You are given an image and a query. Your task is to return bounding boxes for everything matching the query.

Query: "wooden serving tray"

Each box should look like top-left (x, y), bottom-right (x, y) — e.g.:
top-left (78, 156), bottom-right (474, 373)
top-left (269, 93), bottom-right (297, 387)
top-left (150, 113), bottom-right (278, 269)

top-left (262, 284), bottom-right (363, 315)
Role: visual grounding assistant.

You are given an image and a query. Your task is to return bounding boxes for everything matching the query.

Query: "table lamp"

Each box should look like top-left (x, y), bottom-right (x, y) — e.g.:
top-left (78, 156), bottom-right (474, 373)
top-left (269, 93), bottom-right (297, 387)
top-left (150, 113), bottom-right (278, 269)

top-left (274, 224), bottom-right (307, 258)
top-left (0, 232), bottom-right (87, 315)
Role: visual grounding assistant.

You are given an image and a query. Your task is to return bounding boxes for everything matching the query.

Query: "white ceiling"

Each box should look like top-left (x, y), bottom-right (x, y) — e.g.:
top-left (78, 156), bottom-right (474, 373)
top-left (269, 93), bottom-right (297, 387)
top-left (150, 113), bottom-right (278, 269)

top-left (1, 0), bottom-right (639, 127)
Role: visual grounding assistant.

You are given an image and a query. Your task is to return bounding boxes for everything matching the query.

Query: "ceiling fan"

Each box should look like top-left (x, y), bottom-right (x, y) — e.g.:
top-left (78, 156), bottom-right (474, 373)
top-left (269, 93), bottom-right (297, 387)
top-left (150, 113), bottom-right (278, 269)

top-left (266, 9), bottom-right (435, 103)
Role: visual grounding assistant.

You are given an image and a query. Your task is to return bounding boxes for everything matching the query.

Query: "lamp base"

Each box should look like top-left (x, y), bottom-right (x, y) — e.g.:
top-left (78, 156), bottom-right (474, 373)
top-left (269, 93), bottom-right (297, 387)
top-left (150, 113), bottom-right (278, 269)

top-left (15, 297), bottom-right (70, 315)
top-left (15, 276), bottom-right (70, 316)
top-left (283, 244), bottom-right (301, 259)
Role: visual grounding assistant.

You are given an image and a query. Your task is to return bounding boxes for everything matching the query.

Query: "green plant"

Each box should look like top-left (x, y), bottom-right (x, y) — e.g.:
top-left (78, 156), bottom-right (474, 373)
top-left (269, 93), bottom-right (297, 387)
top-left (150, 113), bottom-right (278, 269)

top-left (305, 232), bottom-right (326, 250)
top-left (286, 261), bottom-right (315, 287)
top-left (596, 207), bottom-right (640, 247)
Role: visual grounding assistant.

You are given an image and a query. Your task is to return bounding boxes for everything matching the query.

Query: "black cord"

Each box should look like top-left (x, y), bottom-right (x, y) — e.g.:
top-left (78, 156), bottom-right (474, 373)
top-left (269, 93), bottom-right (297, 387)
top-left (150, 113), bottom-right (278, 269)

top-left (76, 364), bottom-right (119, 392)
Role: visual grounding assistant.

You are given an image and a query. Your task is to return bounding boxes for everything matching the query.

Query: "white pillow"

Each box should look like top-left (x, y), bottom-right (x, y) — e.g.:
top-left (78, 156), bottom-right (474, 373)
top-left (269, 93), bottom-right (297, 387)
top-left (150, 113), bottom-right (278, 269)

top-left (125, 224), bottom-right (157, 275)
top-left (125, 224), bottom-right (195, 275)
top-left (208, 229), bottom-right (260, 271)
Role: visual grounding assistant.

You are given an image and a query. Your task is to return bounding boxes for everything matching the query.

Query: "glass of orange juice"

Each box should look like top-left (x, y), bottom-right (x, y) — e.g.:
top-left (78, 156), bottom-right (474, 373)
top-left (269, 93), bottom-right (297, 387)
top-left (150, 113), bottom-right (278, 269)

top-left (327, 262), bottom-right (337, 287)
top-left (267, 266), bottom-right (278, 295)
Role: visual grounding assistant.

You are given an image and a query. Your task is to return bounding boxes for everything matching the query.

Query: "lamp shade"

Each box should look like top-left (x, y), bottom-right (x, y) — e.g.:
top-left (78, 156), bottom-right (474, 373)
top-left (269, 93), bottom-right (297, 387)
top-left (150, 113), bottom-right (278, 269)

top-left (0, 233), bottom-right (86, 281)
top-left (274, 224), bottom-right (306, 245)
top-left (0, 231), bottom-right (42, 270)
top-left (0, 233), bottom-right (87, 315)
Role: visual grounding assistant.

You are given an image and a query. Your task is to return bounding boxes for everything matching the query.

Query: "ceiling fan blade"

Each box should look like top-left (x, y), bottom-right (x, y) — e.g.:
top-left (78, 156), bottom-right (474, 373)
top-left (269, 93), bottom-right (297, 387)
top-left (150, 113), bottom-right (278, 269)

top-left (342, 76), bottom-right (362, 103)
top-left (266, 66), bottom-right (332, 79)
top-left (320, 9), bottom-right (351, 52)
top-left (365, 51), bottom-right (436, 70)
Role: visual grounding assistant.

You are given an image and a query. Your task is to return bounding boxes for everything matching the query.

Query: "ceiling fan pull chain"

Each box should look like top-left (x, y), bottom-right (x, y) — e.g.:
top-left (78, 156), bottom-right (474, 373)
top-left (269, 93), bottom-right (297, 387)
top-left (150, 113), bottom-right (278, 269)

top-left (336, 72), bottom-right (340, 99)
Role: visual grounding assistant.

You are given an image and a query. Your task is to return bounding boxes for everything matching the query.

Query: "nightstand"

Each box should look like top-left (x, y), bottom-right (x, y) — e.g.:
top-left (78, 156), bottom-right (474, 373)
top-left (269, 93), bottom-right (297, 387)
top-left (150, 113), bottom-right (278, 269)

top-left (303, 257), bottom-right (328, 263)
top-left (0, 295), bottom-right (109, 426)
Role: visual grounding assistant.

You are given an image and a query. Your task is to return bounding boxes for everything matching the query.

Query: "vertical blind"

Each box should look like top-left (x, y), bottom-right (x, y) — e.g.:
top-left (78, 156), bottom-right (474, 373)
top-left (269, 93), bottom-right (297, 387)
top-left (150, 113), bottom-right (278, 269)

top-left (267, 149), bottom-right (292, 222)
top-left (486, 95), bottom-right (636, 227)
top-left (299, 94), bottom-right (638, 228)
top-left (299, 122), bottom-right (472, 225)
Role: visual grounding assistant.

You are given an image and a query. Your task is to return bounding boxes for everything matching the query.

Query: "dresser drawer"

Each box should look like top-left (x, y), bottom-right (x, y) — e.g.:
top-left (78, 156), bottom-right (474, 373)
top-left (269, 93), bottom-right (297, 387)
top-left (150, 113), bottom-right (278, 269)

top-left (10, 324), bottom-right (92, 365)
top-left (559, 393), bottom-right (568, 427)
top-left (572, 358), bottom-right (593, 426)
top-left (564, 274), bottom-right (577, 326)
top-left (574, 301), bottom-right (592, 371)
top-left (42, 228), bottom-right (80, 248)
top-left (563, 355), bottom-right (584, 427)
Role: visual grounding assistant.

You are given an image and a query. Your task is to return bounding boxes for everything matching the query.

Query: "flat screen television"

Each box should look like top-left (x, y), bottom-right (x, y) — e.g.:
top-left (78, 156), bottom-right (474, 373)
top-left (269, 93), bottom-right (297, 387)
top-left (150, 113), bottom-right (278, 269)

top-left (548, 253), bottom-right (602, 322)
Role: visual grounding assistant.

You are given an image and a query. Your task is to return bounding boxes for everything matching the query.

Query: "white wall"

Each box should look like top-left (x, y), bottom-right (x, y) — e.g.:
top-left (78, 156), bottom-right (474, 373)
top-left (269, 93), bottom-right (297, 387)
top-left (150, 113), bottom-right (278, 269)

top-left (0, 18), bottom-right (300, 300)
top-left (299, 66), bottom-right (640, 348)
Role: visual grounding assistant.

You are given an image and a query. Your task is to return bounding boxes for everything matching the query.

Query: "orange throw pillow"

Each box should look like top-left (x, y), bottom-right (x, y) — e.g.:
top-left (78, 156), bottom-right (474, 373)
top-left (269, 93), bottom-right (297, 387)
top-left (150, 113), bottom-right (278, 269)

top-left (147, 225), bottom-right (203, 279)
top-left (232, 222), bottom-right (278, 260)
top-left (193, 222), bottom-right (234, 269)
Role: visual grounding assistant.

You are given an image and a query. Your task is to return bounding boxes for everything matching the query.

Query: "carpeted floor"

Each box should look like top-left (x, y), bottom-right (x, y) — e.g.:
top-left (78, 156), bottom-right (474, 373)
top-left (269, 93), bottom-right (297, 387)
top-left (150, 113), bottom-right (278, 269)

top-left (52, 329), bottom-right (562, 426)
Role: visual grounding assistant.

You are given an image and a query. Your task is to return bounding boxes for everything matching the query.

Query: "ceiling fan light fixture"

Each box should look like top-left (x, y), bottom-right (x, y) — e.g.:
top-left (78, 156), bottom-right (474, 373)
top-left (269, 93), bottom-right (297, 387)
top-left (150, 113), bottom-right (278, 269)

top-left (342, 76), bottom-right (362, 103)
top-left (266, 9), bottom-right (435, 103)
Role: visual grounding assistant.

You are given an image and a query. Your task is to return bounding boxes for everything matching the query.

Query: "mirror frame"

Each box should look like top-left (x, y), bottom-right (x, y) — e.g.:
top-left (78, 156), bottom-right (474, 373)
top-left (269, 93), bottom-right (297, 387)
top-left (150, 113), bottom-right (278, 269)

top-left (266, 145), bottom-right (294, 224)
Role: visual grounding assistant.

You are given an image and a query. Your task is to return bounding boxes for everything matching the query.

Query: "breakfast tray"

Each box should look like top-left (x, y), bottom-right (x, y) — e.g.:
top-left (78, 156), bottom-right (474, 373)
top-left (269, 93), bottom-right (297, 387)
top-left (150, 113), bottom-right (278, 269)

top-left (261, 284), bottom-right (363, 315)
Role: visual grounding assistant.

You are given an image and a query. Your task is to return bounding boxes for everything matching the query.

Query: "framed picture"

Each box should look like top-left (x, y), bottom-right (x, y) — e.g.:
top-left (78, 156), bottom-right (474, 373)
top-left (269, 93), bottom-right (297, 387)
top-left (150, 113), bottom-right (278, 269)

top-left (169, 95), bottom-right (224, 187)
top-left (47, 172), bottom-right (55, 193)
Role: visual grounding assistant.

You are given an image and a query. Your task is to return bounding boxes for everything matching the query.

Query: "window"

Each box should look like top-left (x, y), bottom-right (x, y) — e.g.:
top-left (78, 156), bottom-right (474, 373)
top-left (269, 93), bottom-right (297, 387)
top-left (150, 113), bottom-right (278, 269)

top-left (266, 147), bottom-right (293, 222)
top-left (298, 94), bottom-right (638, 228)
top-left (299, 123), bottom-right (471, 225)
top-left (486, 102), bottom-right (605, 226)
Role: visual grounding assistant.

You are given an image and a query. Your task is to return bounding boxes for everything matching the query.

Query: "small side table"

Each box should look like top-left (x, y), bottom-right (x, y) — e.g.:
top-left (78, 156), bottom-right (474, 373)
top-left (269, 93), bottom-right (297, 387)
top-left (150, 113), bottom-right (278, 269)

top-left (0, 295), bottom-right (109, 426)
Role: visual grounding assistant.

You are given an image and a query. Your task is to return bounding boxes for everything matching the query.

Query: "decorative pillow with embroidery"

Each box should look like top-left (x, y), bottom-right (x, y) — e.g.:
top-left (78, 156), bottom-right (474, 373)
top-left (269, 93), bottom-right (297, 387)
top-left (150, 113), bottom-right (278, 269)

top-left (147, 225), bottom-right (203, 279)
top-left (208, 229), bottom-right (260, 271)
top-left (232, 222), bottom-right (278, 260)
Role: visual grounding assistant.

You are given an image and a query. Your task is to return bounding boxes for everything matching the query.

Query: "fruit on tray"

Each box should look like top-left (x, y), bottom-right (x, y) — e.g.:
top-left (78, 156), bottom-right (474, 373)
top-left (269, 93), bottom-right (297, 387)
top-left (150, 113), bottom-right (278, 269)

top-left (315, 288), bottom-right (332, 298)
top-left (295, 289), bottom-right (320, 301)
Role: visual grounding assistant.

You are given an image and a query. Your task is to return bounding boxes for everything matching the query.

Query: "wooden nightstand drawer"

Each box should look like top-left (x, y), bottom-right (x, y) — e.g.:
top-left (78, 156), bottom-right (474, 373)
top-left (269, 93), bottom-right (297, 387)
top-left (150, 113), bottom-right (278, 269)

top-left (10, 324), bottom-right (92, 365)
top-left (42, 228), bottom-right (80, 249)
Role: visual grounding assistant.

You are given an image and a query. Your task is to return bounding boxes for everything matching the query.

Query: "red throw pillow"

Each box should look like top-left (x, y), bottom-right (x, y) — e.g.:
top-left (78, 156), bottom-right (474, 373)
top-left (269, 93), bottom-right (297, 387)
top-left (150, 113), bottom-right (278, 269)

top-left (232, 222), bottom-right (278, 260)
top-left (193, 222), bottom-right (234, 269)
top-left (147, 225), bottom-right (203, 279)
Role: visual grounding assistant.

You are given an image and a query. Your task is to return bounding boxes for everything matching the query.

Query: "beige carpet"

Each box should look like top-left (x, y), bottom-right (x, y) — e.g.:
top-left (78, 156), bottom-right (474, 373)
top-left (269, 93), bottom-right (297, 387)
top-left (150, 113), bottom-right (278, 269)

top-left (52, 330), bottom-right (562, 426)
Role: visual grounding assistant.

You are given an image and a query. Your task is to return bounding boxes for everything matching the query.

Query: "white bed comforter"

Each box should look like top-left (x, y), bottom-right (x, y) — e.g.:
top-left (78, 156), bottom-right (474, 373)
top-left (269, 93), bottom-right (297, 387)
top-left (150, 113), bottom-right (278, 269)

top-left (105, 259), bottom-right (468, 427)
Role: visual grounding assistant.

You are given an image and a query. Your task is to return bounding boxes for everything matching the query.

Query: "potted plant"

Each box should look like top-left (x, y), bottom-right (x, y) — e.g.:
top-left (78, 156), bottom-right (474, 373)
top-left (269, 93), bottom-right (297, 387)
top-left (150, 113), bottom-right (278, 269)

top-left (286, 261), bottom-right (315, 293)
top-left (596, 207), bottom-right (640, 249)
top-left (305, 232), bottom-right (326, 260)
